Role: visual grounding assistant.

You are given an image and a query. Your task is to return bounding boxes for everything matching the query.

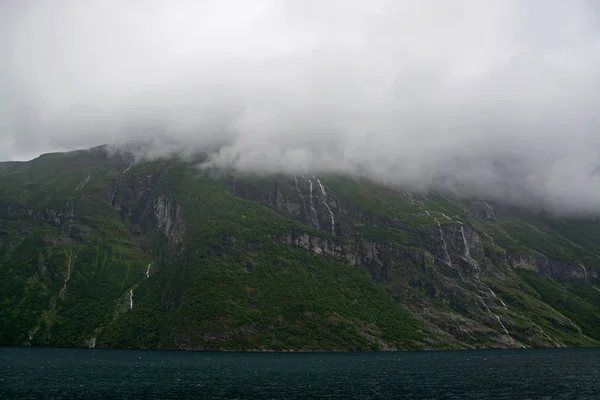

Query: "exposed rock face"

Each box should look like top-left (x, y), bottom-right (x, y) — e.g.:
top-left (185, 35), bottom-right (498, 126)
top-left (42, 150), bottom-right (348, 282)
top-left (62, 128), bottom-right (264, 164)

top-left (32, 208), bottom-right (65, 226)
top-left (281, 232), bottom-right (424, 282)
top-left (153, 194), bottom-right (186, 251)
top-left (509, 253), bottom-right (599, 281)
top-left (468, 200), bottom-right (497, 220)
top-left (4, 149), bottom-right (600, 352)
top-left (230, 175), bottom-right (343, 235)
top-left (230, 175), bottom-right (596, 285)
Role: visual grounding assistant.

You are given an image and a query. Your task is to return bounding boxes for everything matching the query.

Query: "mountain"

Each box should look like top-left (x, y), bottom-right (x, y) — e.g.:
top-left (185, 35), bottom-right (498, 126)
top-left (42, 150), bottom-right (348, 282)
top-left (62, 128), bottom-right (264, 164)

top-left (1, 145), bottom-right (599, 351)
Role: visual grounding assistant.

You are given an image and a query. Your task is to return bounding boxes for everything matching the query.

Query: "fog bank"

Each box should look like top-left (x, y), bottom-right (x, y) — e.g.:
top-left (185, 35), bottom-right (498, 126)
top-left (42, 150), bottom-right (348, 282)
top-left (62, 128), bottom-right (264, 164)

top-left (1, 0), bottom-right (600, 213)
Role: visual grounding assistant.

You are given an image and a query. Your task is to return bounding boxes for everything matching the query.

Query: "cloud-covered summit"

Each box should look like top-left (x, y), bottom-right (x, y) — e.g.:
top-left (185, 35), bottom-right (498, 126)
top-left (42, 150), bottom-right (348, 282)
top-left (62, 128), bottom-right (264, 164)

top-left (1, 0), bottom-right (600, 213)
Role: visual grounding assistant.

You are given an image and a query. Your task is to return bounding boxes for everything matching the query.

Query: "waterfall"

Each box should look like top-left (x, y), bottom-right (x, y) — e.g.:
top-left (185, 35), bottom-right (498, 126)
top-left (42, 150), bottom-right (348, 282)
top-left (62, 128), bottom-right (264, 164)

top-left (482, 199), bottom-right (494, 212)
top-left (486, 286), bottom-right (508, 310)
top-left (122, 164), bottom-right (133, 175)
top-left (495, 315), bottom-right (510, 335)
top-left (315, 177), bottom-right (335, 235)
top-left (129, 289), bottom-right (133, 310)
top-left (459, 223), bottom-right (478, 268)
top-left (460, 224), bottom-right (471, 258)
top-left (76, 172), bottom-right (91, 191)
top-left (146, 263), bottom-right (152, 279)
top-left (479, 294), bottom-right (513, 339)
top-left (441, 213), bottom-right (452, 221)
top-left (90, 338), bottom-right (96, 348)
top-left (110, 182), bottom-right (119, 205)
top-left (435, 218), bottom-right (452, 267)
top-left (533, 322), bottom-right (560, 346)
top-left (424, 210), bottom-right (431, 216)
top-left (308, 179), bottom-right (319, 229)
top-left (555, 310), bottom-right (583, 335)
top-left (483, 232), bottom-right (507, 262)
top-left (594, 287), bottom-right (600, 293)
top-left (478, 295), bottom-right (492, 313)
top-left (293, 175), bottom-right (307, 219)
top-left (579, 264), bottom-right (588, 282)
top-left (404, 190), bottom-right (416, 205)
top-left (58, 251), bottom-right (73, 298)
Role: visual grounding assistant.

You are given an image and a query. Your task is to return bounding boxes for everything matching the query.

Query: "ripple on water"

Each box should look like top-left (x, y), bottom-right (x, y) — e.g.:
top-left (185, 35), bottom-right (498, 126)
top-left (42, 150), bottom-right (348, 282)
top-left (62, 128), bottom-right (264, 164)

top-left (0, 348), bottom-right (599, 399)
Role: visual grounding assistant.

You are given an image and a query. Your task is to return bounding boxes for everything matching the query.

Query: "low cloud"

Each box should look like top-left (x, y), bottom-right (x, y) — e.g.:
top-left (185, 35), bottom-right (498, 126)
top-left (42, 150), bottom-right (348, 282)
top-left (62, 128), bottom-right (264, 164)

top-left (1, 0), bottom-right (600, 213)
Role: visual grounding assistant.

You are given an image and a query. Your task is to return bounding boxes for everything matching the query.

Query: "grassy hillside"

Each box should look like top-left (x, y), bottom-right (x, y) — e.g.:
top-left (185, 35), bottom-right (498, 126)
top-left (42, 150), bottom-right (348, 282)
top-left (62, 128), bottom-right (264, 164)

top-left (1, 146), bottom-right (599, 350)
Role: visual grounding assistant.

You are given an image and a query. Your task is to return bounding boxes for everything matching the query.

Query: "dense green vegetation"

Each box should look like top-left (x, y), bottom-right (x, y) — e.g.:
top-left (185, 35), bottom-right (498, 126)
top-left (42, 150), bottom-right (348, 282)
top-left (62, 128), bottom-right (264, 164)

top-left (1, 146), bottom-right (599, 350)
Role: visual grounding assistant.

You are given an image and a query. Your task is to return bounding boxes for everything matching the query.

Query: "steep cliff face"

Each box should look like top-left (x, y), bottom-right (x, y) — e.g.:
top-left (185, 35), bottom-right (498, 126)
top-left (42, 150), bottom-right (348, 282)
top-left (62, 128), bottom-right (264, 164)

top-left (1, 147), bottom-right (599, 351)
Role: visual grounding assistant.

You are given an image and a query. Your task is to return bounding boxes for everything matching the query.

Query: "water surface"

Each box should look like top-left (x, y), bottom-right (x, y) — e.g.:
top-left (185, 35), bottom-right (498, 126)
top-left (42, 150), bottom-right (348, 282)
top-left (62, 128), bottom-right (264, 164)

top-left (1, 347), bottom-right (598, 399)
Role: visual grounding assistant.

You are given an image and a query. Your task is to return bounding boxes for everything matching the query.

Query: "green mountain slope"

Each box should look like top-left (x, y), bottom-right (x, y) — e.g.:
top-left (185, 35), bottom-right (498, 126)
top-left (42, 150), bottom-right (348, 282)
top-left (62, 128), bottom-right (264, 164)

top-left (1, 146), bottom-right (599, 350)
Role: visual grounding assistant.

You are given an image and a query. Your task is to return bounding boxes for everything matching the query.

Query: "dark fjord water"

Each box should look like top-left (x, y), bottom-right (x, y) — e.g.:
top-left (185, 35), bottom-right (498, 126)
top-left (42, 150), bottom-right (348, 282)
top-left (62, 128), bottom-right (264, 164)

top-left (1, 347), bottom-right (599, 399)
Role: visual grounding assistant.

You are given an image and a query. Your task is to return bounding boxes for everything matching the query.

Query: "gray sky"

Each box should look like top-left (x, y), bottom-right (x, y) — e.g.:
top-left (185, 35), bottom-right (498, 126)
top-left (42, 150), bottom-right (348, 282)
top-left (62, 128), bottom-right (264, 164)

top-left (1, 0), bottom-right (600, 213)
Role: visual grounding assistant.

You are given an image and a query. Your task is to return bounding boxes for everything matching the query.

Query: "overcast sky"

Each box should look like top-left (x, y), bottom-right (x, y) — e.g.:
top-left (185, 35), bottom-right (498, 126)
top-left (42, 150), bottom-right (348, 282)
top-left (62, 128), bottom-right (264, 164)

top-left (1, 0), bottom-right (600, 212)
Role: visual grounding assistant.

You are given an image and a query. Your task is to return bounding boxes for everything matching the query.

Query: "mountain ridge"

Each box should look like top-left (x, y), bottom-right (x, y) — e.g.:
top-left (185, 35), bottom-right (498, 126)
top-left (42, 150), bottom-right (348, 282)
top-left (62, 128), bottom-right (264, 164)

top-left (1, 145), bottom-right (599, 351)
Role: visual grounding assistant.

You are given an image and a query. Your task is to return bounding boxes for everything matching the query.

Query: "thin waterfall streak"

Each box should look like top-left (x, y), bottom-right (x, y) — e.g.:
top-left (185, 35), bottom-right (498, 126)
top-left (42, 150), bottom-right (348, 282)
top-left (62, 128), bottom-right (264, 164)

top-left (578, 264), bottom-right (588, 282)
top-left (480, 293), bottom-right (517, 344)
top-left (533, 322), bottom-right (560, 346)
top-left (122, 164), bottom-right (133, 175)
top-left (315, 177), bottom-right (335, 235)
top-left (404, 190), bottom-right (416, 205)
top-left (495, 315), bottom-right (510, 335)
top-left (483, 232), bottom-right (508, 262)
top-left (459, 223), bottom-right (479, 268)
top-left (110, 182), bottom-right (119, 205)
top-left (58, 251), bottom-right (73, 298)
top-left (293, 175), bottom-right (307, 220)
top-left (308, 180), bottom-right (319, 229)
top-left (434, 217), bottom-right (459, 281)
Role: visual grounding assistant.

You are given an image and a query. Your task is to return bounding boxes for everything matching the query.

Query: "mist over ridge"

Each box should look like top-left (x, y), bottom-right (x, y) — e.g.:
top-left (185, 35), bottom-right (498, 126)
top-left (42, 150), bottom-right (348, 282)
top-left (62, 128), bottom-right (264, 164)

top-left (1, 0), bottom-right (600, 214)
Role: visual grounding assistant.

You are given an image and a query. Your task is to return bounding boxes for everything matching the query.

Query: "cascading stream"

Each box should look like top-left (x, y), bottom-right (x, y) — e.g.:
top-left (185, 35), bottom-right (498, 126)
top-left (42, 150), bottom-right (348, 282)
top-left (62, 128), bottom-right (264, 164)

top-left (459, 223), bottom-right (479, 268)
top-left (314, 177), bottom-right (335, 235)
top-left (404, 190), bottom-right (416, 205)
top-left (58, 251), bottom-right (73, 298)
top-left (485, 285), bottom-right (508, 310)
top-left (110, 183), bottom-right (119, 205)
top-left (146, 263), bottom-right (152, 279)
top-left (532, 321), bottom-right (560, 346)
top-left (75, 172), bottom-right (92, 192)
top-left (293, 175), bottom-right (307, 219)
top-left (483, 232), bottom-right (508, 262)
top-left (129, 289), bottom-right (133, 310)
top-left (579, 264), bottom-right (588, 282)
top-left (479, 294), bottom-right (518, 344)
top-left (112, 164), bottom-right (134, 204)
top-left (434, 218), bottom-right (455, 271)
top-left (308, 179), bottom-right (319, 229)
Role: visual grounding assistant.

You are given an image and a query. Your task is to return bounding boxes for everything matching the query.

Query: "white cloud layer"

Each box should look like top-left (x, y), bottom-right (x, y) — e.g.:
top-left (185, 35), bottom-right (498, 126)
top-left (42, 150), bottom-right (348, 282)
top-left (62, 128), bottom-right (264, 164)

top-left (1, 0), bottom-right (600, 213)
